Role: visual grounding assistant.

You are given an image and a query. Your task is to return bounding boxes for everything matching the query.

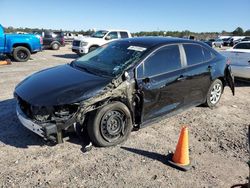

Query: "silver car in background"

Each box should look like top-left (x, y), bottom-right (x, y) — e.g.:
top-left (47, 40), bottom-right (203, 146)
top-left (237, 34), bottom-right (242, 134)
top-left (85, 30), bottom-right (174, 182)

top-left (221, 41), bottom-right (250, 79)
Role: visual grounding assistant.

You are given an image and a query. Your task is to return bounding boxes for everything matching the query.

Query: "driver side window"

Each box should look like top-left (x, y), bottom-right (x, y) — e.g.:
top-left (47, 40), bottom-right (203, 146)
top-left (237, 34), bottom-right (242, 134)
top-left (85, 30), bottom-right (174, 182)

top-left (107, 32), bottom-right (118, 40)
top-left (137, 45), bottom-right (181, 78)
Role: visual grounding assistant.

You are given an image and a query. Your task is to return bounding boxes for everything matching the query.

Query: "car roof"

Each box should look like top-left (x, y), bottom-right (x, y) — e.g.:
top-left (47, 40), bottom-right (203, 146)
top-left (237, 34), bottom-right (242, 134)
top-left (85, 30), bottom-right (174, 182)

top-left (120, 36), bottom-right (206, 48)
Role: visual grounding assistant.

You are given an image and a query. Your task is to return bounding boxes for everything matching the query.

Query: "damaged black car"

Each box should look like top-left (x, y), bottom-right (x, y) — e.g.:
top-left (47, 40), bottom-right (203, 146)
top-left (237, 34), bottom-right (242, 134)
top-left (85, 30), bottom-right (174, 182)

top-left (14, 37), bottom-right (235, 147)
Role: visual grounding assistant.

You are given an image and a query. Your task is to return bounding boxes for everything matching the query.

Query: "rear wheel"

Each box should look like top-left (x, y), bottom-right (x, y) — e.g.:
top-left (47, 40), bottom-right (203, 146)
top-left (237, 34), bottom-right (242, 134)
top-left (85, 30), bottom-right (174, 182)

top-left (51, 43), bottom-right (60, 50)
top-left (205, 79), bottom-right (223, 108)
top-left (13, 46), bottom-right (31, 62)
top-left (87, 102), bottom-right (133, 147)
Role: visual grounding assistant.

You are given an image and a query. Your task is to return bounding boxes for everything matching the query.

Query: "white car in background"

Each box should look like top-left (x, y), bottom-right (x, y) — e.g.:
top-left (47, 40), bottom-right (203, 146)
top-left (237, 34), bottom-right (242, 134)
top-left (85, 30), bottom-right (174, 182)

top-left (221, 41), bottom-right (250, 79)
top-left (72, 30), bottom-right (132, 55)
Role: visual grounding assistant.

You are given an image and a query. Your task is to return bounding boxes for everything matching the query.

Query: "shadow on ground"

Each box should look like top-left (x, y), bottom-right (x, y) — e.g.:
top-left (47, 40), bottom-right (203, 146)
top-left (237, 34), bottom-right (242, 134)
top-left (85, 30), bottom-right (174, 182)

top-left (0, 98), bottom-right (46, 148)
top-left (235, 79), bottom-right (250, 87)
top-left (0, 98), bottom-right (89, 150)
top-left (120, 146), bottom-right (188, 171)
top-left (53, 54), bottom-right (79, 59)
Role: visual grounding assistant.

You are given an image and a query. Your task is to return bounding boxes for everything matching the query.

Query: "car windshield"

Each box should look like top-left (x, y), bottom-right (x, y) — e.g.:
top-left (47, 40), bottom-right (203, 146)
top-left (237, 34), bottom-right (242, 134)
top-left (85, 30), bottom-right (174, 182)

top-left (73, 41), bottom-right (147, 77)
top-left (91, 30), bottom-right (108, 38)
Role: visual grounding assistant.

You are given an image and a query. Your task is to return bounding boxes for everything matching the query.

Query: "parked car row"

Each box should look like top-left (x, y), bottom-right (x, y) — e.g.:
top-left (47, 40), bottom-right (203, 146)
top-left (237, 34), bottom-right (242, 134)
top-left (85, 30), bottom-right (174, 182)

top-left (72, 30), bottom-right (132, 55)
top-left (202, 36), bottom-right (250, 48)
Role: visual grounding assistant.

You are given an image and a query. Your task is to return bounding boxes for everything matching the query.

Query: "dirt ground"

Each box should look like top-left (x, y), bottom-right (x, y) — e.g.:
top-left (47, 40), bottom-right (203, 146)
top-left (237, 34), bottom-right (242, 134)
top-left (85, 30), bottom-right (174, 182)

top-left (0, 46), bottom-right (249, 188)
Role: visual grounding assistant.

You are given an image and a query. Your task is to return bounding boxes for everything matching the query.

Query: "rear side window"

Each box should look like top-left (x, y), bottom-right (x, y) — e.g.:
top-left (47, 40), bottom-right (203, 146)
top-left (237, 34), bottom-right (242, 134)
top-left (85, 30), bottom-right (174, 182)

top-left (183, 44), bottom-right (204, 65)
top-left (107, 32), bottom-right (118, 39)
top-left (202, 47), bottom-right (214, 62)
top-left (143, 45), bottom-right (181, 77)
top-left (120, 32), bottom-right (129, 38)
top-left (233, 43), bottom-right (250, 49)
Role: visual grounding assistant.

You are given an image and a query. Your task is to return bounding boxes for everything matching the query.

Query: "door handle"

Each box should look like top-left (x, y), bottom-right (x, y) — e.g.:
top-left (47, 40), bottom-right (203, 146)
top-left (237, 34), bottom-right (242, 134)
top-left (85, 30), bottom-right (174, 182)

top-left (142, 77), bottom-right (150, 84)
top-left (177, 75), bottom-right (187, 81)
top-left (208, 65), bottom-right (213, 71)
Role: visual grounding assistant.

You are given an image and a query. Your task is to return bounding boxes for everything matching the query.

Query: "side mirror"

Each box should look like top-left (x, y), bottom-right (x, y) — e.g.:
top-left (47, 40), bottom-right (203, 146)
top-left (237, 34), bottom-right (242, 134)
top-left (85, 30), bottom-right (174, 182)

top-left (105, 36), bottom-right (111, 40)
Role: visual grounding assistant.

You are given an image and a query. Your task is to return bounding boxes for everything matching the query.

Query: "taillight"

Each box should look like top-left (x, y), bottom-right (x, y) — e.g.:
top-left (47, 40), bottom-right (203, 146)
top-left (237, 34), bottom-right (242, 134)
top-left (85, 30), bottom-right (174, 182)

top-left (40, 37), bottom-right (43, 45)
top-left (226, 58), bottom-right (231, 65)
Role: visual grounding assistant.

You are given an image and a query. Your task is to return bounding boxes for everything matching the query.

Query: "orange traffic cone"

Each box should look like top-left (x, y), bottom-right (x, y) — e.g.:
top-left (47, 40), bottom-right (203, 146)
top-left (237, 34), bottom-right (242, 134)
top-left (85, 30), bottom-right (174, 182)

top-left (167, 126), bottom-right (191, 171)
top-left (0, 59), bottom-right (11, 65)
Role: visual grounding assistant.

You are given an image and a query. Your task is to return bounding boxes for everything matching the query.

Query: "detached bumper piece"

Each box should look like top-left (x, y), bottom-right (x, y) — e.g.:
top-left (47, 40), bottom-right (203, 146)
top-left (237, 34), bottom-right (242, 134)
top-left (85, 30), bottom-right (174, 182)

top-left (16, 105), bottom-right (74, 143)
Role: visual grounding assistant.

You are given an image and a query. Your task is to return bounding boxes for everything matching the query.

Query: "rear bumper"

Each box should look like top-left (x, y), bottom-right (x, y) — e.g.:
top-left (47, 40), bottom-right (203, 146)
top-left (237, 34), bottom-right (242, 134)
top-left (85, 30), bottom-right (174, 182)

top-left (231, 65), bottom-right (250, 79)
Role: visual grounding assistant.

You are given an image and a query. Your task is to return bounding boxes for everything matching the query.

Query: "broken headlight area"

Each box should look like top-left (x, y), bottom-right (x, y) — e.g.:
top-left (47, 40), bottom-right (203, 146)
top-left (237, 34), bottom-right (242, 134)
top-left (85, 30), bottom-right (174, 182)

top-left (17, 96), bottom-right (79, 123)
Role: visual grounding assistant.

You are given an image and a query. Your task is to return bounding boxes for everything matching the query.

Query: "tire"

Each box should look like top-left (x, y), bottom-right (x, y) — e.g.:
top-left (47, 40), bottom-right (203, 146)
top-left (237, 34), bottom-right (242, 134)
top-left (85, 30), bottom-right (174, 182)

top-left (204, 79), bottom-right (223, 108)
top-left (13, 46), bottom-right (31, 62)
top-left (89, 46), bottom-right (98, 52)
top-left (87, 101), bottom-right (133, 147)
top-left (51, 42), bottom-right (60, 50)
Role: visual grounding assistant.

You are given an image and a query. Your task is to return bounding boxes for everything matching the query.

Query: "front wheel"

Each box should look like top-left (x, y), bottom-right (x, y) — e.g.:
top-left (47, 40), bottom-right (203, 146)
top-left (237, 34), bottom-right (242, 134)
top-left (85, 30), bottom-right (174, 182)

top-left (87, 102), bottom-right (133, 147)
top-left (13, 46), bottom-right (31, 62)
top-left (204, 79), bottom-right (223, 108)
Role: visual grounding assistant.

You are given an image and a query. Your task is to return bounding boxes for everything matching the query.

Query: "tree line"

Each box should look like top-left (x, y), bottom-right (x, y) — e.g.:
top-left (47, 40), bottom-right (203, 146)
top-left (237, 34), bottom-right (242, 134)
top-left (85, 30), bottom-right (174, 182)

top-left (3, 26), bottom-right (250, 39)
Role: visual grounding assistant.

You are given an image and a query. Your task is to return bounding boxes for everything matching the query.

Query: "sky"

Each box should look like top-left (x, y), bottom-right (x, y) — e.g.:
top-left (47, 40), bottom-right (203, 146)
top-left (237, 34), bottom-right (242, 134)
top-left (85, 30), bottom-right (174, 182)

top-left (0, 0), bottom-right (250, 33)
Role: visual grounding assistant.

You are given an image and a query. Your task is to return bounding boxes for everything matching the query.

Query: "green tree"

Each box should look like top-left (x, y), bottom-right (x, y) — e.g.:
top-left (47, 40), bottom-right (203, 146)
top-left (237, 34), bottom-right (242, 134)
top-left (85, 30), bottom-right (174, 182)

top-left (232, 27), bottom-right (244, 36)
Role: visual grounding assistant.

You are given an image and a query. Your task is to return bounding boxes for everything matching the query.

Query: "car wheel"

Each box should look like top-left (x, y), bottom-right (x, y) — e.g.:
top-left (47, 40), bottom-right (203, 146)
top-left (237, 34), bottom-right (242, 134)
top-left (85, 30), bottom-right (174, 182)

top-left (13, 46), bottom-right (31, 62)
top-left (51, 43), bottom-right (60, 50)
top-left (205, 79), bottom-right (223, 108)
top-left (89, 46), bottom-right (98, 52)
top-left (87, 101), bottom-right (133, 147)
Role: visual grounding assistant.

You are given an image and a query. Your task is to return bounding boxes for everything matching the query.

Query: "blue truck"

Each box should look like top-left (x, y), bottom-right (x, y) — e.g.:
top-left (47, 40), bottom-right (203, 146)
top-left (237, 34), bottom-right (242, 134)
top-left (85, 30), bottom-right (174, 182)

top-left (0, 24), bottom-right (42, 62)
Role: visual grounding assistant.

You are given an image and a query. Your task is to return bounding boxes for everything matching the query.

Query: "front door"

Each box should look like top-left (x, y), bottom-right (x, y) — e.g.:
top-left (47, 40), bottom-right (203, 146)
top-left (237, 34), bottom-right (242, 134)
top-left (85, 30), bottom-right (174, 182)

top-left (136, 44), bottom-right (189, 123)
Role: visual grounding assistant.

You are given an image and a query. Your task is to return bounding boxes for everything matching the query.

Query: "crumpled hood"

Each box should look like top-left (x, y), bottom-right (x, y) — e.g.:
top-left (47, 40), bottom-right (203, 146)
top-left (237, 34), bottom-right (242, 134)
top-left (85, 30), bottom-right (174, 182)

top-left (15, 64), bottom-right (112, 106)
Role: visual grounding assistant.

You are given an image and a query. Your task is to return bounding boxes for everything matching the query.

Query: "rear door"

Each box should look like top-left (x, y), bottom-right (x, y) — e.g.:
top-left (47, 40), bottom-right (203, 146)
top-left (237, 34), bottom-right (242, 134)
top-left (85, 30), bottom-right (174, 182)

top-left (181, 44), bottom-right (213, 105)
top-left (136, 44), bottom-right (189, 123)
top-left (43, 31), bottom-right (52, 46)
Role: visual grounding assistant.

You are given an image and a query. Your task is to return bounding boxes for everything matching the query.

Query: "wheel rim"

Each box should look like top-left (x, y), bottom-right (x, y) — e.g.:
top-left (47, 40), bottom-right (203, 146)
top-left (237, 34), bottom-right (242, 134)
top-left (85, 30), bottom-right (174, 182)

top-left (100, 110), bottom-right (126, 142)
top-left (53, 44), bottom-right (59, 49)
top-left (17, 50), bottom-right (28, 60)
top-left (210, 83), bottom-right (222, 104)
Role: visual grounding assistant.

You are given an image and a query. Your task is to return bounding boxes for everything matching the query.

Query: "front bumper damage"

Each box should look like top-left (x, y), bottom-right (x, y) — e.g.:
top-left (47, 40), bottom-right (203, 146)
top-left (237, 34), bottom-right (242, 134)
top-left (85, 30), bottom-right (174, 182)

top-left (16, 104), bottom-right (77, 143)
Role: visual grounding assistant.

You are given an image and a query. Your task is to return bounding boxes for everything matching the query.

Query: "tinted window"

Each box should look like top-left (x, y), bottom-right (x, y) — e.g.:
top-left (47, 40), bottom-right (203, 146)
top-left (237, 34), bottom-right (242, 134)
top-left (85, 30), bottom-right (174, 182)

top-left (202, 47), bottom-right (214, 62)
top-left (143, 45), bottom-right (181, 77)
top-left (233, 43), bottom-right (250, 49)
top-left (54, 32), bottom-right (64, 38)
top-left (44, 31), bottom-right (52, 38)
top-left (107, 32), bottom-right (118, 39)
top-left (183, 44), bottom-right (204, 65)
top-left (120, 32), bottom-right (129, 38)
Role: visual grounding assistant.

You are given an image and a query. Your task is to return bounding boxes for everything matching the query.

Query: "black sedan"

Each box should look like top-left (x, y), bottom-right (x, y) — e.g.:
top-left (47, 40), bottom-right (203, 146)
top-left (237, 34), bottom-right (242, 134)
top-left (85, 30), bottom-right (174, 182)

top-left (14, 37), bottom-right (235, 147)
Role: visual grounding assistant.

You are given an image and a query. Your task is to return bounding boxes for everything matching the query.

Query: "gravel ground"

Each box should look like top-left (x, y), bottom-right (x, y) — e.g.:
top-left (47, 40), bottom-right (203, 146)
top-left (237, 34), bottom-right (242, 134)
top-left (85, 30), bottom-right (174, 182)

top-left (0, 46), bottom-right (249, 187)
